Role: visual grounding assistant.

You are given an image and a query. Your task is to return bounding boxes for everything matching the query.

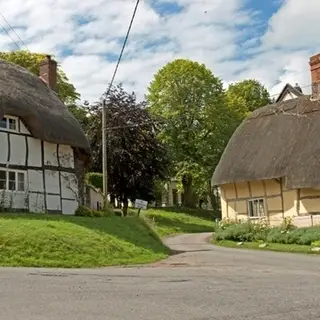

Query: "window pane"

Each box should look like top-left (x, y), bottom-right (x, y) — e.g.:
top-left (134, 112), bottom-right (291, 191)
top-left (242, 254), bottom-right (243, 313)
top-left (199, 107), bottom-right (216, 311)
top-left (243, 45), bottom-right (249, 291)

top-left (8, 172), bottom-right (16, 191)
top-left (258, 200), bottom-right (265, 216)
top-left (248, 201), bottom-right (254, 217)
top-left (0, 170), bottom-right (6, 189)
top-left (253, 200), bottom-right (258, 217)
top-left (8, 118), bottom-right (16, 130)
top-left (0, 118), bottom-right (7, 129)
top-left (0, 170), bottom-right (6, 180)
top-left (17, 173), bottom-right (25, 191)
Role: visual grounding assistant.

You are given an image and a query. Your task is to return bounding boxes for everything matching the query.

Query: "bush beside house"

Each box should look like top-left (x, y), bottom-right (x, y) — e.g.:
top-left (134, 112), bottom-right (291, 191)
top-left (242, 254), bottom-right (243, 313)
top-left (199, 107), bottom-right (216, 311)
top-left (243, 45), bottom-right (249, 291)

top-left (213, 218), bottom-right (320, 247)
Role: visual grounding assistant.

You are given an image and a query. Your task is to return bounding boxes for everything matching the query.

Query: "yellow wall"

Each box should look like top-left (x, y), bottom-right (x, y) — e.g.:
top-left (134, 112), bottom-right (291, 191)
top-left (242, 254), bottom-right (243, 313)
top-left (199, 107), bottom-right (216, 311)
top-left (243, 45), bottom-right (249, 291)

top-left (250, 181), bottom-right (264, 197)
top-left (264, 180), bottom-right (281, 195)
top-left (236, 182), bottom-right (250, 198)
top-left (220, 180), bottom-right (320, 224)
top-left (299, 188), bottom-right (320, 214)
top-left (282, 190), bottom-right (297, 217)
top-left (267, 196), bottom-right (282, 211)
top-left (221, 179), bottom-right (292, 223)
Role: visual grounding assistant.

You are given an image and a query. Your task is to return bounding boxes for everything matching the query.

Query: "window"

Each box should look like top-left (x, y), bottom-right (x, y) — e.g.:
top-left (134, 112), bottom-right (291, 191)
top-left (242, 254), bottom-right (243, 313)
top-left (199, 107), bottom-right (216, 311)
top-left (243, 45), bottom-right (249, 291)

top-left (0, 116), bottom-right (17, 131)
top-left (17, 173), bottom-right (25, 191)
top-left (0, 171), bottom-right (6, 189)
top-left (0, 170), bottom-right (25, 192)
top-left (248, 198), bottom-right (265, 218)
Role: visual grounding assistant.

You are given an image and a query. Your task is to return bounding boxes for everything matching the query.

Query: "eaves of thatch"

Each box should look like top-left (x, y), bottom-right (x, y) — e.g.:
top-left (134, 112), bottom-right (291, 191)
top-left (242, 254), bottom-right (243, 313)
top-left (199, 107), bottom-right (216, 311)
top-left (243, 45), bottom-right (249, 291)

top-left (212, 96), bottom-right (320, 189)
top-left (0, 59), bottom-right (90, 154)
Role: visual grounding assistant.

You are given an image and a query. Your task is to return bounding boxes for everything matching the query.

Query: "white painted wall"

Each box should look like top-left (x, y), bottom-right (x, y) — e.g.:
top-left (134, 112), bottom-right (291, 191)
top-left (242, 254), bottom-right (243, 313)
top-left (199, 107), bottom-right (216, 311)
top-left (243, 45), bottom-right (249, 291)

top-left (0, 132), bottom-right (7, 163)
top-left (282, 92), bottom-right (299, 102)
top-left (44, 141), bottom-right (58, 166)
top-left (10, 134), bottom-right (26, 165)
top-left (0, 113), bottom-right (80, 214)
top-left (59, 145), bottom-right (74, 168)
top-left (27, 138), bottom-right (42, 167)
top-left (19, 120), bottom-right (30, 135)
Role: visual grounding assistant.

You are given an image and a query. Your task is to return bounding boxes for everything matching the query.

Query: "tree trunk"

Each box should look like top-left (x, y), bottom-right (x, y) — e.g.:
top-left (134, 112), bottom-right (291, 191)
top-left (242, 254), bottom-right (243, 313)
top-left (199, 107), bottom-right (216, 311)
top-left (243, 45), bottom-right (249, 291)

top-left (110, 194), bottom-right (116, 208)
top-left (208, 181), bottom-right (221, 218)
top-left (182, 173), bottom-right (196, 208)
top-left (122, 196), bottom-right (128, 217)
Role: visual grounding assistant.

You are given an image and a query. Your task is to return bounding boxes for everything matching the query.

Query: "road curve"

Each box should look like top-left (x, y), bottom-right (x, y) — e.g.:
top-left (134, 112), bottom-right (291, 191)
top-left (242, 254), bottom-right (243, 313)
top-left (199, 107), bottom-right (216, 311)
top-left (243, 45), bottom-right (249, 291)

top-left (1, 233), bottom-right (320, 320)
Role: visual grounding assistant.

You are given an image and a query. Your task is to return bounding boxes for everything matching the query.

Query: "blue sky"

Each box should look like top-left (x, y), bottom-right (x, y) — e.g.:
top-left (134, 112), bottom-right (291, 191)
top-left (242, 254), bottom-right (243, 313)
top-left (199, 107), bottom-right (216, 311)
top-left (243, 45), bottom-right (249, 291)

top-left (0, 0), bottom-right (319, 101)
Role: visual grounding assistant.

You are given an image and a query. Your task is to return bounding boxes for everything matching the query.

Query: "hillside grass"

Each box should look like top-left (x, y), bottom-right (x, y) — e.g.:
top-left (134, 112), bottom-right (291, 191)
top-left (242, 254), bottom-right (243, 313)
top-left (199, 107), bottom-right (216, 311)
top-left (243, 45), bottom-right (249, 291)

top-left (0, 214), bottom-right (169, 268)
top-left (143, 208), bottom-right (216, 236)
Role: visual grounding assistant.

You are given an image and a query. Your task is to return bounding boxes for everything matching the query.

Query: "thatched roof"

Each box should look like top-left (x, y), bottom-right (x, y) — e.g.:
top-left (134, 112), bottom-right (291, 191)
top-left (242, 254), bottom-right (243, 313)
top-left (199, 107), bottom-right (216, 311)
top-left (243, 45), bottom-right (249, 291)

top-left (0, 59), bottom-right (90, 153)
top-left (212, 96), bottom-right (320, 189)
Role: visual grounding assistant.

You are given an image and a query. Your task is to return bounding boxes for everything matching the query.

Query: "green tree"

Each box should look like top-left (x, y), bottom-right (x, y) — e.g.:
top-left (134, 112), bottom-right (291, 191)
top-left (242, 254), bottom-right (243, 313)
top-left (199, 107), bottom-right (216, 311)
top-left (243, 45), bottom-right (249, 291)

top-left (85, 84), bottom-right (170, 215)
top-left (0, 50), bottom-right (80, 104)
top-left (226, 79), bottom-right (271, 120)
top-left (147, 59), bottom-right (232, 208)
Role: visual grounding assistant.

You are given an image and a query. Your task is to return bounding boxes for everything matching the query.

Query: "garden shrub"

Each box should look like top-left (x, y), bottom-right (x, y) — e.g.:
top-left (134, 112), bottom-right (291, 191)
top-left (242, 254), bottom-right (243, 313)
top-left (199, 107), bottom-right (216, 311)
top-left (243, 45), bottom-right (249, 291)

top-left (75, 205), bottom-right (93, 217)
top-left (75, 205), bottom-right (112, 218)
top-left (215, 220), bottom-right (320, 246)
top-left (86, 172), bottom-right (103, 190)
top-left (213, 222), bottom-right (268, 242)
top-left (297, 227), bottom-right (320, 245)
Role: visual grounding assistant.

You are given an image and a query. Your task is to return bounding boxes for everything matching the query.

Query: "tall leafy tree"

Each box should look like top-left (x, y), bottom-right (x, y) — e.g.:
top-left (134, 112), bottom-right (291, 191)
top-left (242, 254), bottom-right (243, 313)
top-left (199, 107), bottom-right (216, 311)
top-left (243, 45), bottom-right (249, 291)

top-left (226, 79), bottom-right (271, 120)
top-left (0, 50), bottom-right (80, 104)
top-left (147, 59), bottom-right (232, 208)
top-left (85, 84), bottom-right (170, 215)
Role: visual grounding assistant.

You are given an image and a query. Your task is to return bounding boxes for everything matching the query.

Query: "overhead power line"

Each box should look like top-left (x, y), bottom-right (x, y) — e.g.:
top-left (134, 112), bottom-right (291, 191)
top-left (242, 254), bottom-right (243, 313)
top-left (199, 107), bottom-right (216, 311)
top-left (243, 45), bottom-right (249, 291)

top-left (0, 11), bottom-right (29, 50)
top-left (102, 0), bottom-right (141, 100)
top-left (0, 21), bottom-right (21, 50)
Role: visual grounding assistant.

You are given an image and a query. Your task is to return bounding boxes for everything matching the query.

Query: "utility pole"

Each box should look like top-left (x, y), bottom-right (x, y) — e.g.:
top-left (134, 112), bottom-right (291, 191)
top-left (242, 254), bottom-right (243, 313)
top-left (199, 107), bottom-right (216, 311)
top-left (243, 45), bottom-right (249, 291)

top-left (102, 99), bottom-right (108, 209)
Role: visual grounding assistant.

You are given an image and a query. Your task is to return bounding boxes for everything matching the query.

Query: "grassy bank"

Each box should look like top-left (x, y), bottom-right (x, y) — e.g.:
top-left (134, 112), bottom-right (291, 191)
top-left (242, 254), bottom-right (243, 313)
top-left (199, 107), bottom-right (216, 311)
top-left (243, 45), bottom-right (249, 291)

top-left (143, 208), bottom-right (216, 236)
top-left (213, 240), bottom-right (320, 254)
top-left (0, 208), bottom-right (216, 268)
top-left (0, 214), bottom-right (169, 268)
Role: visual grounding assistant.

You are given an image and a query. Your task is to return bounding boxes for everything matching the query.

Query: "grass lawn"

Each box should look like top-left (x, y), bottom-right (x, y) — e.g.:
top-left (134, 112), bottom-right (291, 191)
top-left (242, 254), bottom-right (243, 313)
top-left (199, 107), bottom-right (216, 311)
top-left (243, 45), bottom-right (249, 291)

top-left (143, 208), bottom-right (216, 237)
top-left (213, 240), bottom-right (320, 255)
top-left (0, 214), bottom-right (169, 268)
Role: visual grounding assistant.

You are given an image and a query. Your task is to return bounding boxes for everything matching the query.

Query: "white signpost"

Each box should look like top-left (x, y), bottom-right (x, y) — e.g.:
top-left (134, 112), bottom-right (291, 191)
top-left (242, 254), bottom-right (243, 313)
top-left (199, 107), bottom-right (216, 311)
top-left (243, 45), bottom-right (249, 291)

top-left (134, 199), bottom-right (148, 216)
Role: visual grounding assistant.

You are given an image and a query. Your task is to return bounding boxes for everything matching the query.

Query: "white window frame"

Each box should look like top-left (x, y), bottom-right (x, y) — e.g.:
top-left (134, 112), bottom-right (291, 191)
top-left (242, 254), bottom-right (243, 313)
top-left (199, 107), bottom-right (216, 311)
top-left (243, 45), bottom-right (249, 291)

top-left (248, 198), bottom-right (266, 219)
top-left (0, 115), bottom-right (18, 132)
top-left (0, 169), bottom-right (26, 193)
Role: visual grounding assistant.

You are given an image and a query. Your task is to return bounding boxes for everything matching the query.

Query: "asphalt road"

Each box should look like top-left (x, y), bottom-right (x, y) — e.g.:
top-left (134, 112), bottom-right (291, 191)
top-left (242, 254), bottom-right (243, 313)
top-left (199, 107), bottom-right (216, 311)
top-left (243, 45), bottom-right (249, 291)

top-left (1, 233), bottom-right (320, 320)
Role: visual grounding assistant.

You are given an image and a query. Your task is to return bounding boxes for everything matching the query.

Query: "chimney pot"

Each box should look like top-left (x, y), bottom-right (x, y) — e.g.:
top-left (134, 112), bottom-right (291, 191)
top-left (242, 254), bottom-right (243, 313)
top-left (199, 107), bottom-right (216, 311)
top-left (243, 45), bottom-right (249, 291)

top-left (39, 55), bottom-right (57, 92)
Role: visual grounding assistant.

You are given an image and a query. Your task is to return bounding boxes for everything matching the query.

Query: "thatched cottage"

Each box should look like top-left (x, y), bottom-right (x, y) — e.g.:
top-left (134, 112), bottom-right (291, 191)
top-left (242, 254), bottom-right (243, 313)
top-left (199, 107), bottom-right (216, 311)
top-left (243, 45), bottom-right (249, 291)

top-left (212, 53), bottom-right (320, 225)
top-left (0, 56), bottom-right (90, 214)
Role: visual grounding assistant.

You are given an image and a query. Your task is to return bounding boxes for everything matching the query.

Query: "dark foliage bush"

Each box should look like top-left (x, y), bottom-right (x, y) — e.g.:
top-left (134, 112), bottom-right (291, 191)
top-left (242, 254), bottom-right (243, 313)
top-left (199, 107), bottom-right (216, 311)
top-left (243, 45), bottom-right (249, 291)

top-left (75, 205), bottom-right (93, 217)
top-left (75, 205), bottom-right (112, 218)
top-left (86, 172), bottom-right (103, 190)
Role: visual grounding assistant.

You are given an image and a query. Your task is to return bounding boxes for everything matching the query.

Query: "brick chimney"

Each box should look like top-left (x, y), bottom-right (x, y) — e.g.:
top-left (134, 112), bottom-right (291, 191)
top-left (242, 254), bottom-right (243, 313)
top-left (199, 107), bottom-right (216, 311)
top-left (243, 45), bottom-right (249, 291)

top-left (309, 53), bottom-right (320, 99)
top-left (39, 55), bottom-right (57, 92)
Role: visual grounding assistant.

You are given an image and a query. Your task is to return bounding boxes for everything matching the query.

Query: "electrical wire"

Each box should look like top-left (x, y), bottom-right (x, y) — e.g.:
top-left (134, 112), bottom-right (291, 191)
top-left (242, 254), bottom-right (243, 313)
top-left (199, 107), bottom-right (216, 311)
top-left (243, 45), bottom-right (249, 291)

top-left (102, 0), bottom-right (140, 100)
top-left (0, 21), bottom-right (20, 50)
top-left (0, 11), bottom-right (29, 50)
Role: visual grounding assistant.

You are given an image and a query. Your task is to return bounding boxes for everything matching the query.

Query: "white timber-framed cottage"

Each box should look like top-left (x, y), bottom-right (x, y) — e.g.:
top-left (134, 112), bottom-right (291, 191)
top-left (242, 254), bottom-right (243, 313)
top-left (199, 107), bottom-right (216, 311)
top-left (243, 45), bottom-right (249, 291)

top-left (0, 56), bottom-right (90, 214)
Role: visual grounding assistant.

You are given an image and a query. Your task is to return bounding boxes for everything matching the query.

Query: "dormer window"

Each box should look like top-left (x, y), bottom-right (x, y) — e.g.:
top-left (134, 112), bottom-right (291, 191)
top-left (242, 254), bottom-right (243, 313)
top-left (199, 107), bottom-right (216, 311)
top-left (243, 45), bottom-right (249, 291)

top-left (0, 116), bottom-right (17, 131)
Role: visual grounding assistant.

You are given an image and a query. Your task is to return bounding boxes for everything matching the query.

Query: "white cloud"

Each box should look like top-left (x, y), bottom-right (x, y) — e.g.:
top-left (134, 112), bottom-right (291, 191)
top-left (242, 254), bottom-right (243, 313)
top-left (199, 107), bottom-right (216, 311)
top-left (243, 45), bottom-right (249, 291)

top-left (0, 0), bottom-right (318, 104)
